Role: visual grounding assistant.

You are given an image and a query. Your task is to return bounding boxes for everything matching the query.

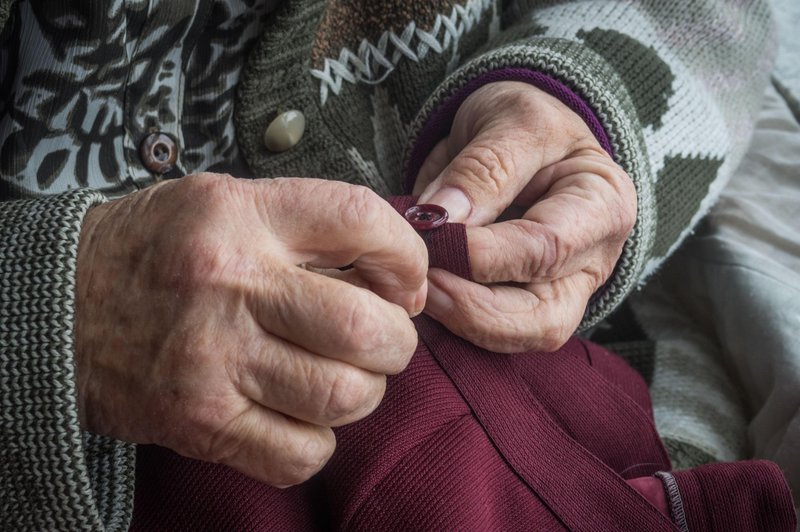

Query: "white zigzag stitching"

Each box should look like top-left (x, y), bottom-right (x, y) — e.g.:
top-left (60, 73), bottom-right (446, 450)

top-left (310, 0), bottom-right (493, 105)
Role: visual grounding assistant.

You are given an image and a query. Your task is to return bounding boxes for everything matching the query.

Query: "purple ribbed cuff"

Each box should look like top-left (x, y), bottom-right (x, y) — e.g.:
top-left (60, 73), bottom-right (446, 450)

top-left (405, 68), bottom-right (614, 192)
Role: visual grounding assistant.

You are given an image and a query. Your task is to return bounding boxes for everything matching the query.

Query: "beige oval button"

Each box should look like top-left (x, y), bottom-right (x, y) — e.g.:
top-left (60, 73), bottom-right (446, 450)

top-left (263, 110), bottom-right (306, 152)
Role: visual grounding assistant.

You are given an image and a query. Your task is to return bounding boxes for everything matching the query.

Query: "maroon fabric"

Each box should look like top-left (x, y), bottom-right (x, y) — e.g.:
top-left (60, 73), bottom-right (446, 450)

top-left (320, 343), bottom-right (562, 530)
top-left (582, 339), bottom-right (655, 420)
top-left (134, 335), bottom-right (673, 531)
top-left (404, 68), bottom-right (615, 193)
top-left (672, 461), bottom-right (797, 532)
top-left (413, 316), bottom-right (675, 531)
top-left (131, 197), bottom-right (797, 531)
top-left (627, 477), bottom-right (669, 516)
top-left (132, 447), bottom-right (323, 531)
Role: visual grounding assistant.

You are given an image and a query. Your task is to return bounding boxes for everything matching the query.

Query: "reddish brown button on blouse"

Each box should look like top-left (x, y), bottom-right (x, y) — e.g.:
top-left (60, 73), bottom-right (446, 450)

top-left (404, 204), bottom-right (449, 230)
top-left (140, 133), bottom-right (178, 174)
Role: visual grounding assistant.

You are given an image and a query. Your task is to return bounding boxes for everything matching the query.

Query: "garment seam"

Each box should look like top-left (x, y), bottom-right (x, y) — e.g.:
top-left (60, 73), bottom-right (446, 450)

top-left (655, 471), bottom-right (689, 532)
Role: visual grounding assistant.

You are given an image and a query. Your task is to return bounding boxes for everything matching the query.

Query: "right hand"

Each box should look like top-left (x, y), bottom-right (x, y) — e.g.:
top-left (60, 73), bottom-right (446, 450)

top-left (74, 174), bottom-right (428, 487)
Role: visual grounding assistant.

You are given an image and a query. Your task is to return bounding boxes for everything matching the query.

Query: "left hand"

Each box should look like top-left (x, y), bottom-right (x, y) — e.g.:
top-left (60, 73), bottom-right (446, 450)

top-left (414, 81), bottom-right (636, 353)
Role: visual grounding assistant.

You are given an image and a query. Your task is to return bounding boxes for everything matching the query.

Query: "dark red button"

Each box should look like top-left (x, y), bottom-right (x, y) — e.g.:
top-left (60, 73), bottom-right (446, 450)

top-left (404, 204), bottom-right (449, 230)
top-left (140, 133), bottom-right (178, 174)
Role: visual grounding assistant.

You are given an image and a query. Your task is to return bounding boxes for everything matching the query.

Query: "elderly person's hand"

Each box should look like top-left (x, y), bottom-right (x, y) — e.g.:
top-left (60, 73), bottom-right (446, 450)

top-left (74, 174), bottom-right (427, 487)
top-left (414, 81), bottom-right (636, 353)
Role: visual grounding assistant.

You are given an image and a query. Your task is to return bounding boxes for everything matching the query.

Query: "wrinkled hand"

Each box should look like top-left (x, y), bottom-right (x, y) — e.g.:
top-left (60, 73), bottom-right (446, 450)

top-left (415, 81), bottom-right (636, 352)
top-left (75, 174), bottom-right (427, 486)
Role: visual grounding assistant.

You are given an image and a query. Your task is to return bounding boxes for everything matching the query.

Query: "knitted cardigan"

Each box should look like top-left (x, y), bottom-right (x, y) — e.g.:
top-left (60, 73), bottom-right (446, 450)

top-left (0, 0), bottom-right (777, 529)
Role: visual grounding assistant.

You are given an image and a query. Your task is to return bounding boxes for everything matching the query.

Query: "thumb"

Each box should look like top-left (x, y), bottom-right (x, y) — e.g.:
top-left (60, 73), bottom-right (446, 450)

top-left (415, 81), bottom-right (601, 225)
top-left (416, 127), bottom-right (544, 226)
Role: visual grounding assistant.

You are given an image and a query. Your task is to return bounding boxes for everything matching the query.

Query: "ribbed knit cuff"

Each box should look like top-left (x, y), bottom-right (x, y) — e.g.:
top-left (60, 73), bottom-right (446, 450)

top-left (668, 461), bottom-right (797, 532)
top-left (404, 39), bottom-right (655, 330)
top-left (0, 190), bottom-right (136, 531)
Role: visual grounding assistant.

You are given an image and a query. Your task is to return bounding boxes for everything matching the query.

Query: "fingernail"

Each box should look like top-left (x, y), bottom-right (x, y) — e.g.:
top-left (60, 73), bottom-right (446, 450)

top-left (424, 280), bottom-right (454, 316)
top-left (423, 187), bottom-right (471, 223)
top-left (411, 279), bottom-right (428, 317)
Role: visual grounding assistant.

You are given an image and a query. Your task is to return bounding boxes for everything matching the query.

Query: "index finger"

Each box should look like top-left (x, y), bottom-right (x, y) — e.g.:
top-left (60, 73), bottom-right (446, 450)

top-left (255, 178), bottom-right (429, 315)
top-left (467, 165), bottom-right (635, 284)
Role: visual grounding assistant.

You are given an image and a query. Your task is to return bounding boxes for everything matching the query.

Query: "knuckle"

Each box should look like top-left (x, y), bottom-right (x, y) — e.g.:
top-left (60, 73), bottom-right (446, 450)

top-left (176, 238), bottom-right (231, 292)
top-left (277, 430), bottom-right (335, 486)
top-left (452, 301), bottom-right (498, 344)
top-left (611, 195), bottom-right (637, 240)
top-left (479, 82), bottom-right (545, 122)
top-left (183, 172), bottom-right (237, 207)
top-left (336, 299), bottom-right (384, 354)
top-left (334, 300), bottom-right (414, 375)
top-left (532, 224), bottom-right (573, 279)
top-left (590, 255), bottom-right (618, 289)
top-left (600, 163), bottom-right (638, 238)
top-left (612, 209), bottom-right (636, 242)
top-left (464, 321), bottom-right (526, 354)
top-left (174, 402), bottom-right (245, 464)
top-left (337, 185), bottom-right (383, 233)
top-left (456, 144), bottom-right (515, 195)
top-left (152, 175), bottom-right (254, 295)
top-left (501, 221), bottom-right (545, 281)
top-left (320, 367), bottom-right (379, 423)
top-left (183, 398), bottom-right (235, 444)
top-left (618, 195), bottom-right (637, 237)
top-left (538, 327), bottom-right (569, 353)
top-left (587, 267), bottom-right (609, 293)
top-left (406, 231), bottom-right (430, 274)
top-left (174, 231), bottom-right (247, 295)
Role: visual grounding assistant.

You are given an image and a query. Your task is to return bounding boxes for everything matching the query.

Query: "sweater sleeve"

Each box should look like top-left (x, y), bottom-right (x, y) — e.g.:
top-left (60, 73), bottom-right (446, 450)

top-left (404, 0), bottom-right (777, 329)
top-left (0, 190), bottom-right (136, 531)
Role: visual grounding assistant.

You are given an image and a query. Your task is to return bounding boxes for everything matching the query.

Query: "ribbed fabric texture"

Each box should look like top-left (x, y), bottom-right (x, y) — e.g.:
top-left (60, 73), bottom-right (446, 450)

top-left (671, 461), bottom-right (797, 532)
top-left (0, 190), bottom-right (136, 531)
top-left (131, 206), bottom-right (796, 531)
top-left (133, 337), bottom-right (668, 530)
top-left (131, 314), bottom-right (797, 531)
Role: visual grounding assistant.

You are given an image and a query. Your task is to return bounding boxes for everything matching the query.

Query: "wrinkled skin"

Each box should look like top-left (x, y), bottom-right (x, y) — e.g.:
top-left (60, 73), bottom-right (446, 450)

top-left (75, 175), bottom-right (427, 487)
top-left (74, 80), bottom-right (636, 488)
top-left (415, 81), bottom-right (637, 353)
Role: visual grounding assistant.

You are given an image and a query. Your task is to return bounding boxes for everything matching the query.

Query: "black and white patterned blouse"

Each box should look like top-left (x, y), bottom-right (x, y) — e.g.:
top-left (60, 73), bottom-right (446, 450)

top-left (0, 0), bottom-right (280, 198)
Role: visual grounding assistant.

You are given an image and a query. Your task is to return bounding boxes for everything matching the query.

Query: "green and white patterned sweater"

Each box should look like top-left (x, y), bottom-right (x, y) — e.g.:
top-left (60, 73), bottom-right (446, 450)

top-left (0, 0), bottom-right (776, 529)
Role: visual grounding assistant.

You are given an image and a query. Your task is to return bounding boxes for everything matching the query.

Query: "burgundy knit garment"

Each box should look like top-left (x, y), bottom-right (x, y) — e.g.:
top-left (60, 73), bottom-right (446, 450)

top-left (131, 198), bottom-right (796, 531)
